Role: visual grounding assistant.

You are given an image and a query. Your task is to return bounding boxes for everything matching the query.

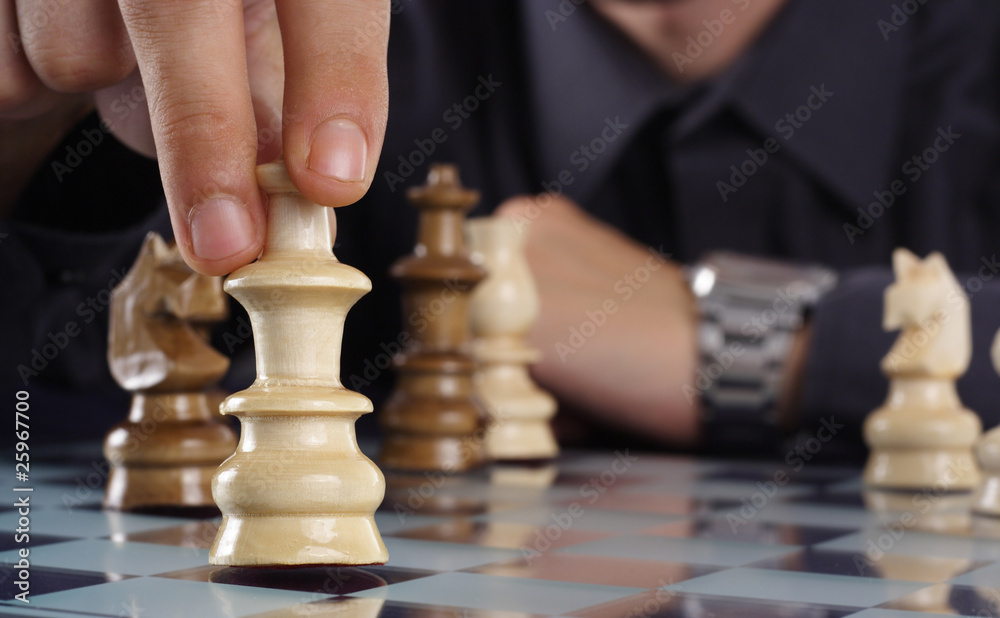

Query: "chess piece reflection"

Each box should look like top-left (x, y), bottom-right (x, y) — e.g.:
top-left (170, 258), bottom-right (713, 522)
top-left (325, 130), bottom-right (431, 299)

top-left (466, 217), bottom-right (558, 461)
top-left (973, 331), bottom-right (1000, 515)
top-left (104, 233), bottom-right (237, 511)
top-left (379, 164), bottom-right (488, 472)
top-left (209, 161), bottom-right (387, 566)
top-left (382, 470), bottom-right (487, 517)
top-left (863, 249), bottom-right (981, 490)
top-left (863, 489), bottom-right (971, 614)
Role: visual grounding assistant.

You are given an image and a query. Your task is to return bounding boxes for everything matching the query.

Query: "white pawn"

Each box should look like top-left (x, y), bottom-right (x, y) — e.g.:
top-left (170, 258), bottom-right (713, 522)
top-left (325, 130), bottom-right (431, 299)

top-left (466, 217), bottom-right (558, 461)
top-left (973, 332), bottom-right (1000, 515)
top-left (863, 249), bottom-right (981, 490)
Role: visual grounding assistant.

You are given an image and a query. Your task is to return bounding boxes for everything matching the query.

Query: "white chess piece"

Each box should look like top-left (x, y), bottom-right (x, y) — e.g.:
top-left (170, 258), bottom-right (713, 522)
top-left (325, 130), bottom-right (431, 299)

top-left (466, 217), bottom-right (558, 460)
top-left (209, 161), bottom-right (387, 566)
top-left (973, 331), bottom-right (1000, 515)
top-left (863, 248), bottom-right (981, 490)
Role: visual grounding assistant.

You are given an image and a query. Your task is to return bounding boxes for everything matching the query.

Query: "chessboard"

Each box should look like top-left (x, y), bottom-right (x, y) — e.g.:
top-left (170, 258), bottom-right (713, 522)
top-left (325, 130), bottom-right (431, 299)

top-left (2, 444), bottom-right (1000, 617)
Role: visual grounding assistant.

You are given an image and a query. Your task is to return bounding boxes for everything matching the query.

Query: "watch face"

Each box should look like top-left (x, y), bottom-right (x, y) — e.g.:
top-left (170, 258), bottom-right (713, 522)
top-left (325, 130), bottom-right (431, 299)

top-left (698, 252), bottom-right (837, 304)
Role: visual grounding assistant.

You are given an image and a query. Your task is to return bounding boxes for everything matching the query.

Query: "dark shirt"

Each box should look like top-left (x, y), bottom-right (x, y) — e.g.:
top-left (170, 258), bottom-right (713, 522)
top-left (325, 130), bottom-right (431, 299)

top-left (5, 0), bottom-right (1000, 460)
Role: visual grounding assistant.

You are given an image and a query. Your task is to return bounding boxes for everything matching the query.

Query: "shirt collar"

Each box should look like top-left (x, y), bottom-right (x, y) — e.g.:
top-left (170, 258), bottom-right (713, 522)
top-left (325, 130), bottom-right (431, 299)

top-left (522, 0), bottom-right (905, 211)
top-left (725, 0), bottom-right (906, 210)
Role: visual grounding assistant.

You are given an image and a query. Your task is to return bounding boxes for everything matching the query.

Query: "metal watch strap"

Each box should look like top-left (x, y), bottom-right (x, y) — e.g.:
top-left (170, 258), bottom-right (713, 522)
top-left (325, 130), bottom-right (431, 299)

top-left (697, 300), bottom-right (800, 455)
top-left (690, 253), bottom-right (836, 456)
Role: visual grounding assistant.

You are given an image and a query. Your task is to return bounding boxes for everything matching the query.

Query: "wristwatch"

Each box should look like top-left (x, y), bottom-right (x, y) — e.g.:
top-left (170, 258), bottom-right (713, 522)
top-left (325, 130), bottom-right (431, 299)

top-left (687, 252), bottom-right (837, 454)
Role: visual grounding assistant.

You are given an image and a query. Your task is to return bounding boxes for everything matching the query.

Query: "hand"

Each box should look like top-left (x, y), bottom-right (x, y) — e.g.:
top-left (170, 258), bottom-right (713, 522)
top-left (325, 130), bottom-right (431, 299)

top-left (496, 195), bottom-right (701, 445)
top-left (1, 0), bottom-right (390, 276)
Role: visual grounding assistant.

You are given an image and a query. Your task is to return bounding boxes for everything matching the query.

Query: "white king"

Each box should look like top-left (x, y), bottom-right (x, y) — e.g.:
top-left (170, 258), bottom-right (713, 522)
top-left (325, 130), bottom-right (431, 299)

top-left (210, 161), bottom-right (387, 566)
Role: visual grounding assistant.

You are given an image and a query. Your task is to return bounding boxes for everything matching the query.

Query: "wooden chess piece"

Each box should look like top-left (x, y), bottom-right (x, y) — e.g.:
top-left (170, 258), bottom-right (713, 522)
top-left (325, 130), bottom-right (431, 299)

top-left (466, 217), bottom-right (558, 461)
top-left (379, 164), bottom-right (488, 472)
top-left (104, 233), bottom-right (237, 511)
top-left (209, 161), bottom-right (387, 566)
top-left (863, 249), bottom-right (981, 490)
top-left (973, 331), bottom-right (1000, 515)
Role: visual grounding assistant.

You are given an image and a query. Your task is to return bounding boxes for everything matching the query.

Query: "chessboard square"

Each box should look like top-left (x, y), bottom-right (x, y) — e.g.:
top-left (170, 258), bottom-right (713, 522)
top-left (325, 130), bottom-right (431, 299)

top-left (0, 507), bottom-right (191, 539)
top-left (382, 536), bottom-right (523, 571)
top-left (0, 533), bottom-right (77, 552)
top-left (566, 589), bottom-right (859, 618)
top-left (348, 571), bottom-right (642, 614)
top-left (663, 567), bottom-right (932, 608)
top-left (849, 610), bottom-right (976, 618)
top-left (788, 490), bottom-right (868, 508)
top-left (29, 463), bottom-right (99, 482)
top-left (386, 518), bottom-right (613, 550)
top-left (15, 483), bottom-right (103, 510)
top-left (0, 605), bottom-right (114, 618)
top-left (748, 548), bottom-right (987, 582)
top-left (484, 482), bottom-right (583, 505)
top-left (556, 452), bottom-right (716, 479)
top-left (470, 504), bottom-right (689, 533)
top-left (949, 560), bottom-right (1000, 587)
top-left (18, 576), bottom-right (330, 618)
top-left (120, 520), bottom-right (221, 549)
top-left (701, 464), bottom-right (858, 485)
top-left (0, 539), bottom-right (208, 577)
top-left (0, 564), bottom-right (130, 600)
top-left (707, 502), bottom-right (878, 529)
top-left (555, 493), bottom-right (706, 516)
top-left (642, 519), bottom-right (854, 545)
top-left (248, 597), bottom-right (546, 618)
top-left (556, 534), bottom-right (800, 567)
top-left (374, 511), bottom-right (449, 535)
top-left (876, 583), bottom-right (999, 616)
top-left (619, 479), bottom-right (817, 501)
top-left (818, 529), bottom-right (1000, 561)
top-left (464, 552), bottom-right (721, 588)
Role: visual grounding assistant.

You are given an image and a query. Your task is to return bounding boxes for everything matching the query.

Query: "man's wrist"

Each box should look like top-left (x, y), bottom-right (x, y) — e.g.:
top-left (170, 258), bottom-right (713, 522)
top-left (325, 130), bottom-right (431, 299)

top-left (776, 320), bottom-right (812, 432)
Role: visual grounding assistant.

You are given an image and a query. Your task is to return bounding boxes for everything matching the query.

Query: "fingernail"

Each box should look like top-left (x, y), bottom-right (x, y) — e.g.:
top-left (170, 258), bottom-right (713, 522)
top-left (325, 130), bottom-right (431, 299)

top-left (308, 117), bottom-right (368, 182)
top-left (189, 197), bottom-right (254, 261)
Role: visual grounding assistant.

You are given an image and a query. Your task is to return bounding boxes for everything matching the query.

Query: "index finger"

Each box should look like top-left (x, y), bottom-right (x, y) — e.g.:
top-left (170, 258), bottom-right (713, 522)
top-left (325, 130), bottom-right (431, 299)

top-left (118, 0), bottom-right (263, 276)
